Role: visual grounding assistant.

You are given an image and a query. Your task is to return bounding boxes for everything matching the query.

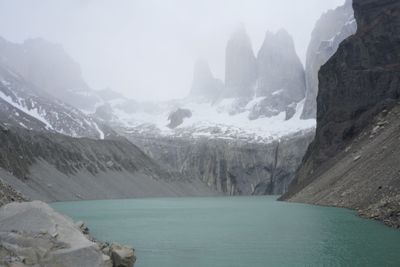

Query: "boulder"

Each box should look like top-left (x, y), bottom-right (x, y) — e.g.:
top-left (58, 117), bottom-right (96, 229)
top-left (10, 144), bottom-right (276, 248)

top-left (167, 108), bottom-right (192, 129)
top-left (110, 243), bottom-right (136, 267)
top-left (0, 201), bottom-right (121, 267)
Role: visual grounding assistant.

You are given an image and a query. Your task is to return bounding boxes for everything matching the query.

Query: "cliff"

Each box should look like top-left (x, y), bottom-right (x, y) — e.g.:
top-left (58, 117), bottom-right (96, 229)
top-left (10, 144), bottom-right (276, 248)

top-left (281, 0), bottom-right (400, 228)
top-left (127, 131), bottom-right (314, 196)
top-left (301, 0), bottom-right (356, 119)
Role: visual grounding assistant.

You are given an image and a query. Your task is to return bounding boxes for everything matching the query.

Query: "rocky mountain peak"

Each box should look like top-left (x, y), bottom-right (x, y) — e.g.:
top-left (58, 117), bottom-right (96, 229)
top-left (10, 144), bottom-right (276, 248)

top-left (0, 37), bottom-right (101, 111)
top-left (248, 29), bottom-right (305, 119)
top-left (262, 29), bottom-right (294, 50)
top-left (189, 59), bottom-right (223, 100)
top-left (15, 38), bottom-right (88, 92)
top-left (256, 28), bottom-right (304, 97)
top-left (224, 27), bottom-right (257, 98)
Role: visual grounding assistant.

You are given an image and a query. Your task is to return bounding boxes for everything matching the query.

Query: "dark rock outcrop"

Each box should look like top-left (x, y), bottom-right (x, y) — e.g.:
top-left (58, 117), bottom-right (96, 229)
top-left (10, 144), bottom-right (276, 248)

top-left (301, 0), bottom-right (356, 119)
top-left (250, 29), bottom-right (305, 119)
top-left (224, 27), bottom-right (257, 98)
top-left (189, 60), bottom-right (223, 100)
top-left (167, 108), bottom-right (192, 129)
top-left (282, 0), bottom-right (400, 227)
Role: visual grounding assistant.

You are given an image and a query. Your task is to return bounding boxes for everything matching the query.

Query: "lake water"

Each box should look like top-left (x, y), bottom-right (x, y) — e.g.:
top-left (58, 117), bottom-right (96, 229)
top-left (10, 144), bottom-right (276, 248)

top-left (52, 196), bottom-right (400, 267)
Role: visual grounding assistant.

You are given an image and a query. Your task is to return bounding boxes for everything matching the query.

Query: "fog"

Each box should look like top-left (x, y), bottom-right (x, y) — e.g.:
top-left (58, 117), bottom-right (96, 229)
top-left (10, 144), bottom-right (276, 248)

top-left (0, 0), bottom-right (344, 101)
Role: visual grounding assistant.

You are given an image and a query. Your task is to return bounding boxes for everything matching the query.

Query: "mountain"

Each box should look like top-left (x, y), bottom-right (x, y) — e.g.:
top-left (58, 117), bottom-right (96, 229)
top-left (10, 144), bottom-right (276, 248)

top-left (0, 37), bottom-right (101, 112)
top-left (250, 29), bottom-right (306, 120)
top-left (224, 27), bottom-right (257, 98)
top-left (98, 87), bottom-right (315, 196)
top-left (88, 27), bottom-right (316, 196)
top-left (0, 33), bottom-right (315, 198)
top-left (0, 63), bottom-right (108, 139)
top-left (0, 125), bottom-right (217, 201)
top-left (301, 0), bottom-right (356, 119)
top-left (189, 60), bottom-right (223, 100)
top-left (221, 27), bottom-right (308, 120)
top-left (281, 0), bottom-right (400, 228)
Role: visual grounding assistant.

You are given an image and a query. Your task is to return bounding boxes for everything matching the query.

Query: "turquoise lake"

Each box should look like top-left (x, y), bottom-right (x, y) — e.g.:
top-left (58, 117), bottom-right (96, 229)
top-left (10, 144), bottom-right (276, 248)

top-left (52, 196), bottom-right (400, 267)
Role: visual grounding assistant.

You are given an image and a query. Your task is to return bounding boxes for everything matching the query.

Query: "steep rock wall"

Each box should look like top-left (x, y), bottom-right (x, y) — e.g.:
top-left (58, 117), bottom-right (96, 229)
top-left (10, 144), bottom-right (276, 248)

top-left (282, 0), bottom-right (400, 227)
top-left (128, 131), bottom-right (314, 195)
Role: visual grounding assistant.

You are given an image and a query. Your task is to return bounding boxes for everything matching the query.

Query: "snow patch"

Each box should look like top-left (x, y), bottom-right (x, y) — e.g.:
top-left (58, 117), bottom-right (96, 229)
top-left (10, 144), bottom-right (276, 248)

top-left (93, 122), bottom-right (105, 140)
top-left (0, 90), bottom-right (54, 130)
top-left (272, 89), bottom-right (283, 96)
top-left (245, 97), bottom-right (266, 110)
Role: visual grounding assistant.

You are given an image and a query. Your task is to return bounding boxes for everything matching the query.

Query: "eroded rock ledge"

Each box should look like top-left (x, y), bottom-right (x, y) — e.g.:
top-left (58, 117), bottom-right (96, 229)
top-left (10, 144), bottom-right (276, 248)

top-left (0, 201), bottom-right (136, 267)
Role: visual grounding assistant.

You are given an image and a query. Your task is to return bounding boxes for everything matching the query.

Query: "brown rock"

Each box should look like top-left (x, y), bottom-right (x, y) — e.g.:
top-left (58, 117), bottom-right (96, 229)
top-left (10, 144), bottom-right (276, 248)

top-left (110, 243), bottom-right (136, 267)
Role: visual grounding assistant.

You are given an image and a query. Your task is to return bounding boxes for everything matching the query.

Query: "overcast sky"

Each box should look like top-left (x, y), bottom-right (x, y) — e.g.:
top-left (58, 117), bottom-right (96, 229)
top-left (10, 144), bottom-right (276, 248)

top-left (0, 0), bottom-right (345, 101)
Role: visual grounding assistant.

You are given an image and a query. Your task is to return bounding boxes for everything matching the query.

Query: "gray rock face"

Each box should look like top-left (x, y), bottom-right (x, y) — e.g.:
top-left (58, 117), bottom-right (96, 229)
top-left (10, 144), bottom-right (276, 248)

top-left (0, 127), bottom-right (217, 201)
top-left (309, 0), bottom-right (400, 164)
top-left (0, 37), bottom-right (101, 111)
top-left (251, 29), bottom-right (305, 119)
top-left (127, 131), bottom-right (314, 195)
top-left (167, 108), bottom-right (192, 129)
top-left (301, 0), bottom-right (356, 119)
top-left (224, 28), bottom-right (257, 98)
top-left (282, 0), bottom-right (400, 227)
top-left (0, 125), bottom-right (165, 180)
top-left (189, 60), bottom-right (223, 100)
top-left (220, 27), bottom-right (307, 119)
top-left (0, 201), bottom-right (110, 267)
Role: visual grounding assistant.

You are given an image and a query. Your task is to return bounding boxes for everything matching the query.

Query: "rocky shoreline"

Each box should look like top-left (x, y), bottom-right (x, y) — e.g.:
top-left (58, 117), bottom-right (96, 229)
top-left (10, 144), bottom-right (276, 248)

top-left (0, 200), bottom-right (136, 267)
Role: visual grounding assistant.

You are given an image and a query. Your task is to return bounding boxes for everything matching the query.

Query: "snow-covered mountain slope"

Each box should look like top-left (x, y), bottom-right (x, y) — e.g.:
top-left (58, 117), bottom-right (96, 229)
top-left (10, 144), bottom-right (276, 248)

top-left (95, 95), bottom-right (315, 143)
top-left (0, 37), bottom-right (102, 112)
top-left (0, 64), bottom-right (108, 139)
